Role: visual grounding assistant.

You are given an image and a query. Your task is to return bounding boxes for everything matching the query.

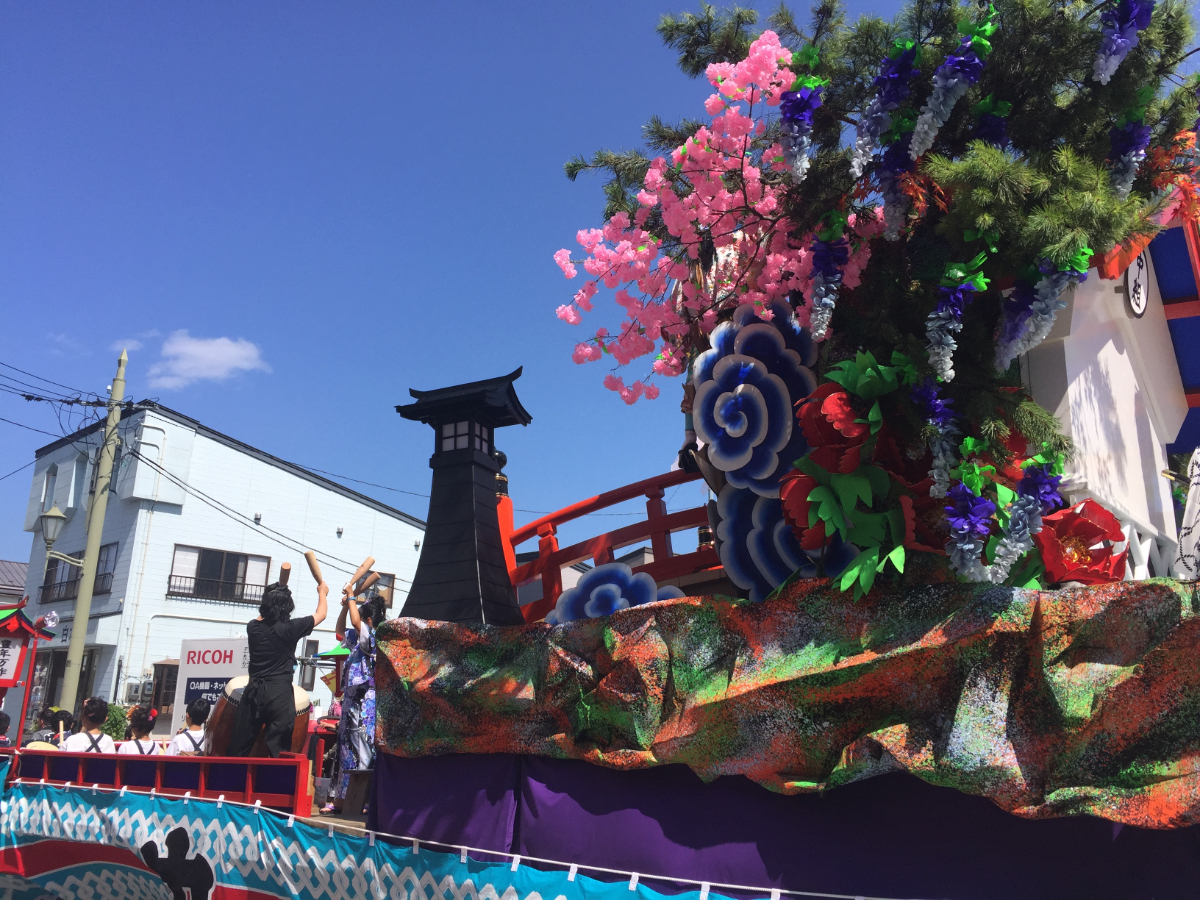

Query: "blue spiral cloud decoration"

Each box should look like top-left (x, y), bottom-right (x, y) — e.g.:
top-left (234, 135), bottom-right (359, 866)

top-left (692, 303), bottom-right (818, 498)
top-left (546, 563), bottom-right (686, 625)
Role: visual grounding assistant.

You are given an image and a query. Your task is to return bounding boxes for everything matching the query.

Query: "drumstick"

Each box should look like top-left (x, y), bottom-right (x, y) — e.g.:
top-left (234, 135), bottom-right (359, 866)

top-left (303, 551), bottom-right (323, 584)
top-left (349, 556), bottom-right (375, 588)
top-left (356, 571), bottom-right (381, 595)
top-left (278, 562), bottom-right (291, 586)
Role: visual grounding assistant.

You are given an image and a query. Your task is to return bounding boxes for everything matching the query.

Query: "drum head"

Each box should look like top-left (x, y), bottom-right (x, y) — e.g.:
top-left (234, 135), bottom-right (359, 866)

top-left (24, 741), bottom-right (56, 751)
top-left (293, 684), bottom-right (312, 714)
top-left (224, 674), bottom-right (250, 703)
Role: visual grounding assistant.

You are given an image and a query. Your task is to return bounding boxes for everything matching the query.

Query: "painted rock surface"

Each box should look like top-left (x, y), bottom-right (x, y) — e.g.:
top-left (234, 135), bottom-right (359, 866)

top-left (376, 578), bottom-right (1200, 828)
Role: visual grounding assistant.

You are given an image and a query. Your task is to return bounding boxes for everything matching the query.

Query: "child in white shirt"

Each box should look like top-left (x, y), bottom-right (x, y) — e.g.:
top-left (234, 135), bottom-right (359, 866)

top-left (59, 697), bottom-right (116, 754)
top-left (118, 705), bottom-right (161, 755)
top-left (166, 698), bottom-right (210, 756)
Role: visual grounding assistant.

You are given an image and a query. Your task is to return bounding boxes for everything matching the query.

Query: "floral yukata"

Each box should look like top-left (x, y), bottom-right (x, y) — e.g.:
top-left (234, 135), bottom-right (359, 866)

top-left (333, 621), bottom-right (376, 801)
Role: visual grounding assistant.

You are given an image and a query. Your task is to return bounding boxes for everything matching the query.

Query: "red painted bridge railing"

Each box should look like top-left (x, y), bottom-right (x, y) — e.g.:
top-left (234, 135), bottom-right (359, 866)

top-left (499, 469), bottom-right (721, 624)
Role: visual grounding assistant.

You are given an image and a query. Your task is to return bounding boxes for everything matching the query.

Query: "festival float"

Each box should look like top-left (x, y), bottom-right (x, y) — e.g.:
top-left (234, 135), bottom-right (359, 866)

top-left (3, 1), bottom-right (1200, 898)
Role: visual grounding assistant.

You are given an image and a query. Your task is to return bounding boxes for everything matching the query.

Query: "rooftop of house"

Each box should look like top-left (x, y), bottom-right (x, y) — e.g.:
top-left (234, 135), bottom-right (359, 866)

top-left (0, 560), bottom-right (28, 595)
top-left (32, 402), bottom-right (425, 529)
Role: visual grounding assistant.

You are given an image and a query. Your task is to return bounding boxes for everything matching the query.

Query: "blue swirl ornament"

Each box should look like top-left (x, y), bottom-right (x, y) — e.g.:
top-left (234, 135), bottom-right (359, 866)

top-left (692, 303), bottom-right (817, 497)
top-left (545, 563), bottom-right (685, 624)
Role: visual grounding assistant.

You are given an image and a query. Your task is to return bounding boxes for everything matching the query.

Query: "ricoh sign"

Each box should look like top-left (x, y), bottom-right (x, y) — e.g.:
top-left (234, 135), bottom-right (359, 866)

top-left (170, 638), bottom-right (248, 733)
top-left (186, 648), bottom-right (236, 666)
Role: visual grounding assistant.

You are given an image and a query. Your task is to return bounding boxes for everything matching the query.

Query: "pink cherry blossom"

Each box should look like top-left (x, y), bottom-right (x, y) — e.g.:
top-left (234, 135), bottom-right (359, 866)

top-left (554, 30), bottom-right (881, 404)
top-left (553, 249), bottom-right (577, 279)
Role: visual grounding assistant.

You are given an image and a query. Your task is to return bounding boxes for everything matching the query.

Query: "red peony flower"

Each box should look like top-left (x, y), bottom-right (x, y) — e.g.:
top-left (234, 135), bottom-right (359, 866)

top-left (1033, 499), bottom-right (1127, 585)
top-left (780, 470), bottom-right (832, 549)
top-left (796, 384), bottom-right (869, 474)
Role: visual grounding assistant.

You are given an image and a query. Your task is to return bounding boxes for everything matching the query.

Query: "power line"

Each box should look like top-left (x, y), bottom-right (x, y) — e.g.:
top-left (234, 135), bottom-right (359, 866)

top-left (0, 415), bottom-right (59, 437)
top-left (125, 446), bottom-right (412, 584)
top-left (298, 462), bottom-right (656, 517)
top-left (0, 460), bottom-right (34, 483)
top-left (0, 359), bottom-right (86, 394)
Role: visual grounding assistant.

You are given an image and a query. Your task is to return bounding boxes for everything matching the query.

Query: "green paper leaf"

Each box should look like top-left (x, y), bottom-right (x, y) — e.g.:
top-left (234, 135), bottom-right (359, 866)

top-left (831, 473), bottom-right (872, 516)
top-left (797, 455), bottom-right (833, 486)
top-left (862, 465), bottom-right (891, 502)
top-left (996, 483), bottom-right (1015, 509)
top-left (886, 544), bottom-right (906, 574)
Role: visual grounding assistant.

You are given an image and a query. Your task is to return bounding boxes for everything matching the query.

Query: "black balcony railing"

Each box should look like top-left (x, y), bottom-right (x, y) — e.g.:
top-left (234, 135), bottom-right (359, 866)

top-left (39, 579), bottom-right (79, 603)
top-left (37, 572), bottom-right (114, 603)
top-left (167, 575), bottom-right (264, 603)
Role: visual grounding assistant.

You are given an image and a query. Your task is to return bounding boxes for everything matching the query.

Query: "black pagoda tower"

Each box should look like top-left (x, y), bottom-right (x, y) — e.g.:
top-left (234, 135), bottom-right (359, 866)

top-left (396, 368), bottom-right (531, 625)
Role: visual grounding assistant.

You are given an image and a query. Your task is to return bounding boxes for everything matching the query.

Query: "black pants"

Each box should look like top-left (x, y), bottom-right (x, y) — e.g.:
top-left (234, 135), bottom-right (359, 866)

top-left (228, 678), bottom-right (294, 758)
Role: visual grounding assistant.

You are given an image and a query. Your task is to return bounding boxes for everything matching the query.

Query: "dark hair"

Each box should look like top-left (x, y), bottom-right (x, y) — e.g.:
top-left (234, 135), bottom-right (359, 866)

top-left (38, 707), bottom-right (56, 727)
top-left (129, 705), bottom-right (155, 736)
top-left (54, 709), bottom-right (74, 732)
top-left (361, 595), bottom-right (387, 627)
top-left (0, 711), bottom-right (10, 734)
top-left (82, 697), bottom-right (108, 727)
top-left (259, 582), bottom-right (294, 625)
top-left (186, 697), bottom-right (211, 726)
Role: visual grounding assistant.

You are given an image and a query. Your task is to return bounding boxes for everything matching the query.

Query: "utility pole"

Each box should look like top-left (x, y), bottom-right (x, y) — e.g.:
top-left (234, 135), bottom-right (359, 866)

top-left (59, 349), bottom-right (127, 714)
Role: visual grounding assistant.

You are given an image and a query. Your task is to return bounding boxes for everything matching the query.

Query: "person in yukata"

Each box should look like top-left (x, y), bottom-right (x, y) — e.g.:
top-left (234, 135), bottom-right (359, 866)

top-left (322, 589), bottom-right (384, 813)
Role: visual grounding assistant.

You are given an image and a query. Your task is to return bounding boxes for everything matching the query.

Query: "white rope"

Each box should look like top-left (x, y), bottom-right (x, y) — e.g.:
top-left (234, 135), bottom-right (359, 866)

top-left (12, 778), bottom-right (906, 900)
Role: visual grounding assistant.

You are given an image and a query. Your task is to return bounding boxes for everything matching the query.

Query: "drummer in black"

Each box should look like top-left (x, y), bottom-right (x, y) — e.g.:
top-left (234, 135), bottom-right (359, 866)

top-left (228, 579), bottom-right (328, 757)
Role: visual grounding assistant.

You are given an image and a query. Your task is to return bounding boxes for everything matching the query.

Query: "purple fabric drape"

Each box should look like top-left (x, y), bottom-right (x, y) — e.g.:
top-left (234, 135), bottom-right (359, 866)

top-left (374, 752), bottom-right (1200, 899)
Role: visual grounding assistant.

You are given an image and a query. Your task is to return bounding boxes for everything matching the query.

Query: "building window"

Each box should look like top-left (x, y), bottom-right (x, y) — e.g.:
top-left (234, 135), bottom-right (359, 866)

top-left (41, 465), bottom-right (58, 512)
top-left (167, 545), bottom-right (269, 603)
top-left (298, 639), bottom-right (319, 691)
top-left (95, 542), bottom-right (117, 594)
top-left (39, 541), bottom-right (116, 602)
top-left (371, 573), bottom-right (396, 608)
top-left (474, 423), bottom-right (490, 454)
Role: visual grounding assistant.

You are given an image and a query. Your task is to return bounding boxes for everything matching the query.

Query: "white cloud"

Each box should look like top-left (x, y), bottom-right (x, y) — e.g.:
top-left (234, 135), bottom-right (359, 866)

top-left (111, 330), bottom-right (161, 353)
top-left (147, 330), bottom-right (271, 390)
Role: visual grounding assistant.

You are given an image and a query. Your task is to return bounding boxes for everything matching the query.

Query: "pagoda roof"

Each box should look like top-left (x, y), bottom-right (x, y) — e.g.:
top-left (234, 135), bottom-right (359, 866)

top-left (396, 367), bottom-right (532, 428)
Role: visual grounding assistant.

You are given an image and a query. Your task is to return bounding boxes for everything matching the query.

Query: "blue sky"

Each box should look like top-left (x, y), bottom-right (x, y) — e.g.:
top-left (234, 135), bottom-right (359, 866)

top-left (0, 0), bottom-right (896, 565)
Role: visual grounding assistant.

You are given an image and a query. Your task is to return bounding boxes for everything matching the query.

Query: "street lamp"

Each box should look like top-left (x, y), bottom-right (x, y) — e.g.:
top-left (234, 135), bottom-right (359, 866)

top-left (38, 506), bottom-right (83, 567)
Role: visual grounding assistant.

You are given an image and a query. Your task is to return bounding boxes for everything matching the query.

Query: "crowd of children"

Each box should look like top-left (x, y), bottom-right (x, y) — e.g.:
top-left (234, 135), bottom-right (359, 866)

top-left (16, 696), bottom-right (211, 755)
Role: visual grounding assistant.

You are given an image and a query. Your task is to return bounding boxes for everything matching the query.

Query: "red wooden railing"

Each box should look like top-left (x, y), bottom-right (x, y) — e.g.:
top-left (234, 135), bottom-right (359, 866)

top-left (500, 469), bottom-right (721, 623)
top-left (3, 747), bottom-right (312, 815)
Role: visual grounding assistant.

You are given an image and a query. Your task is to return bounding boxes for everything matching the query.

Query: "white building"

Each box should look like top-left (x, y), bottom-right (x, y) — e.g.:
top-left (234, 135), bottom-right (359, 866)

top-left (8, 402), bottom-right (423, 733)
top-left (1024, 226), bottom-right (1198, 580)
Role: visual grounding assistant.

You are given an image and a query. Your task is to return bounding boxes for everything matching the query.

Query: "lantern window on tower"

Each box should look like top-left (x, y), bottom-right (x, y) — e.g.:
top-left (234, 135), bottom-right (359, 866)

top-left (475, 423), bottom-right (490, 454)
top-left (441, 421), bottom-right (471, 452)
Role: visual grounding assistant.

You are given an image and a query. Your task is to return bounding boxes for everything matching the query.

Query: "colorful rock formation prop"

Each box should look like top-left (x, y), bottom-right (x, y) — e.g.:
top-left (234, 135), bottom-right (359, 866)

top-left (377, 577), bottom-right (1200, 829)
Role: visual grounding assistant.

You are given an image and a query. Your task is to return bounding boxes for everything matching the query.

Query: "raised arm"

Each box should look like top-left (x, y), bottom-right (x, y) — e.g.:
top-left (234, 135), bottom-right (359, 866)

top-left (312, 582), bottom-right (329, 627)
top-left (347, 594), bottom-right (362, 632)
top-left (334, 592), bottom-right (350, 639)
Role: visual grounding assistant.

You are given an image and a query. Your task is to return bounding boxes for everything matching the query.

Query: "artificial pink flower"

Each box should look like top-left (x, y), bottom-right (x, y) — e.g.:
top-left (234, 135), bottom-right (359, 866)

top-left (554, 249), bottom-right (577, 279)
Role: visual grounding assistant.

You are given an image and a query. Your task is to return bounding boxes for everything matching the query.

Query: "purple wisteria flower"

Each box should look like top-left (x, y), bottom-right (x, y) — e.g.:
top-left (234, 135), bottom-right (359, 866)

top-left (946, 483), bottom-right (996, 538)
top-left (912, 378), bottom-right (960, 498)
top-left (1093, 0), bottom-right (1156, 85)
top-left (910, 7), bottom-right (997, 160)
top-left (1017, 465), bottom-right (1065, 514)
top-left (1110, 119), bottom-right (1153, 199)
top-left (972, 96), bottom-right (1012, 148)
top-left (994, 278), bottom-right (1037, 369)
top-left (925, 254), bottom-right (988, 382)
top-left (807, 213), bottom-right (850, 340)
top-left (879, 129), bottom-right (916, 240)
top-left (926, 284), bottom-right (977, 381)
top-left (780, 84), bottom-right (824, 183)
top-left (995, 251), bottom-right (1092, 370)
top-left (850, 41), bottom-right (922, 178)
